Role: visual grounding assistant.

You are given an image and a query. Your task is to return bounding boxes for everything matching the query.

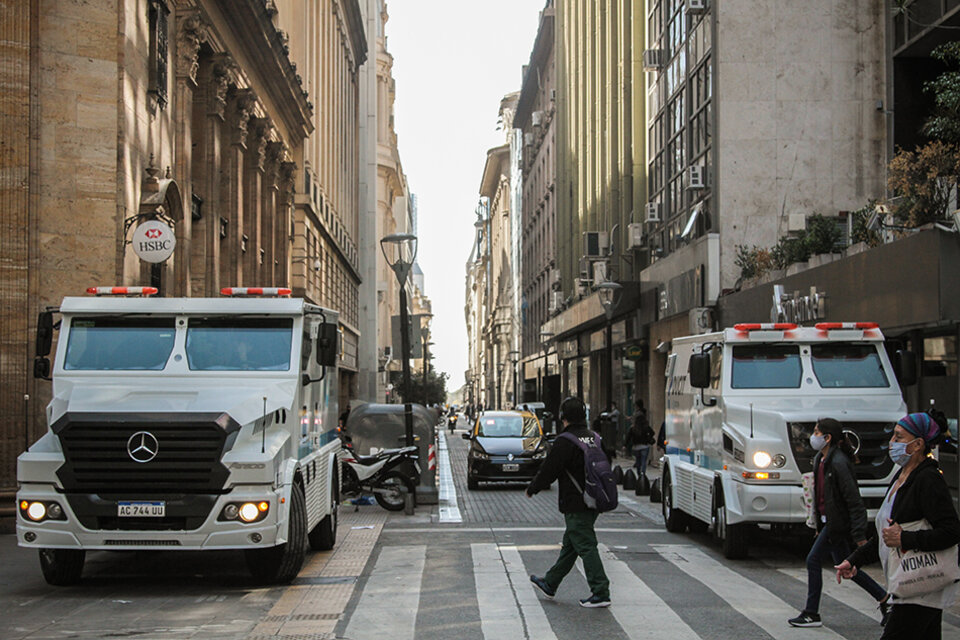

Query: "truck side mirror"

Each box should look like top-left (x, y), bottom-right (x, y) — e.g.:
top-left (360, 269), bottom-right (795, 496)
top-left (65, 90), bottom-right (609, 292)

top-left (688, 352), bottom-right (711, 389)
top-left (895, 350), bottom-right (918, 387)
top-left (316, 322), bottom-right (339, 368)
top-left (36, 311), bottom-right (54, 357)
top-left (33, 357), bottom-right (50, 380)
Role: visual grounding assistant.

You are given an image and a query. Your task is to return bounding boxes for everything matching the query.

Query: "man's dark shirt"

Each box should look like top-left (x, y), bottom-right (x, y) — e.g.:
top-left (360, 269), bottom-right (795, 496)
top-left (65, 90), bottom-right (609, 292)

top-left (526, 423), bottom-right (597, 513)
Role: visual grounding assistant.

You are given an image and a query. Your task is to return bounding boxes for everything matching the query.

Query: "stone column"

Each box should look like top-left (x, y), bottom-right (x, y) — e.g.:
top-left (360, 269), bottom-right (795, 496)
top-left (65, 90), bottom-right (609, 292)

top-left (263, 139), bottom-right (283, 286)
top-left (222, 87), bottom-right (253, 287)
top-left (244, 117), bottom-right (267, 285)
top-left (172, 9), bottom-right (204, 296)
top-left (278, 160), bottom-right (297, 288)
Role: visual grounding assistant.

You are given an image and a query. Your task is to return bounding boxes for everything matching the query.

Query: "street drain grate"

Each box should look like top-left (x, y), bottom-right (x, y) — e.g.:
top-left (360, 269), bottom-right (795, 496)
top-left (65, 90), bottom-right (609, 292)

top-left (264, 613), bottom-right (340, 622)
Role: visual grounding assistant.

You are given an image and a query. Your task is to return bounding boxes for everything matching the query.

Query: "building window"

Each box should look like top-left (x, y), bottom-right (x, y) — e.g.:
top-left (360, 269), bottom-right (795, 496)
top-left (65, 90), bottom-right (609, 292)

top-left (148, 0), bottom-right (169, 109)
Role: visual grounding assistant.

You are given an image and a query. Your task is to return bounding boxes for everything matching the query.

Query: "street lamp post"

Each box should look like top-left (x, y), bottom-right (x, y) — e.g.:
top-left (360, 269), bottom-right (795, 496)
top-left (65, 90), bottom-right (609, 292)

top-left (420, 312), bottom-right (433, 406)
top-left (381, 232), bottom-right (418, 447)
top-left (508, 350), bottom-right (520, 407)
top-left (538, 330), bottom-right (555, 402)
top-left (496, 362), bottom-right (505, 410)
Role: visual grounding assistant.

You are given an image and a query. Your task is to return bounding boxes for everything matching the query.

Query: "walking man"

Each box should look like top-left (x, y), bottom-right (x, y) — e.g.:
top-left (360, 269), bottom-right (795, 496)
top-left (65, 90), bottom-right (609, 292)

top-left (526, 396), bottom-right (611, 607)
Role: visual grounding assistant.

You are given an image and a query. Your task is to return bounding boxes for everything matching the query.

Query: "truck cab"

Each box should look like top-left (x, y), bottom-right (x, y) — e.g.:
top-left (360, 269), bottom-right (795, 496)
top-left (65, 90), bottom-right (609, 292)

top-left (18, 287), bottom-right (342, 584)
top-left (662, 322), bottom-right (914, 558)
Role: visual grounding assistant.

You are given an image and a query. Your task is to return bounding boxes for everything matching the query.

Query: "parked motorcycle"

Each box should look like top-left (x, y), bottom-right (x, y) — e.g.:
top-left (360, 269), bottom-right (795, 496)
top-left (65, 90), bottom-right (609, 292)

top-left (339, 436), bottom-right (420, 511)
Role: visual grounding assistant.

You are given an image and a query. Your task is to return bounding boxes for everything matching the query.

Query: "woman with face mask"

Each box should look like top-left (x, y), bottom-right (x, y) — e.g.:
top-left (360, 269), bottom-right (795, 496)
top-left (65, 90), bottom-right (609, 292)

top-left (836, 413), bottom-right (960, 639)
top-left (789, 418), bottom-right (889, 628)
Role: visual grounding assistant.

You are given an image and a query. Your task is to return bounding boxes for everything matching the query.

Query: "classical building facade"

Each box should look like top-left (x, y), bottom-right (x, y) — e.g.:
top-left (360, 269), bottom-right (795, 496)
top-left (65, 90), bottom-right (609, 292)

top-left (0, 0), bottom-right (312, 514)
top-left (279, 0), bottom-right (367, 407)
top-left (514, 2), bottom-right (559, 409)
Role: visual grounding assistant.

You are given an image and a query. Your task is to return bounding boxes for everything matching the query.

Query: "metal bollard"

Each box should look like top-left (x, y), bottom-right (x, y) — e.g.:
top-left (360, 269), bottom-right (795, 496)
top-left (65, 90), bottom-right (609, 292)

top-left (404, 488), bottom-right (415, 515)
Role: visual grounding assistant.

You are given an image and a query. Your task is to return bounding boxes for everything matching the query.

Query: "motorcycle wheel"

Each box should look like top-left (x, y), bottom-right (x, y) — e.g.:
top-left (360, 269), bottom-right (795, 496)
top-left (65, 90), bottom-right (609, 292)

top-left (375, 470), bottom-right (412, 511)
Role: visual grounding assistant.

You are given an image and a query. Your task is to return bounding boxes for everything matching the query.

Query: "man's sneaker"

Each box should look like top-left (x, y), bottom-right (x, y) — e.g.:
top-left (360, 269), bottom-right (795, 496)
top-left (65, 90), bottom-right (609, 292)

top-left (787, 611), bottom-right (822, 627)
top-left (578, 594), bottom-right (611, 608)
top-left (530, 575), bottom-right (555, 599)
top-left (879, 599), bottom-right (890, 627)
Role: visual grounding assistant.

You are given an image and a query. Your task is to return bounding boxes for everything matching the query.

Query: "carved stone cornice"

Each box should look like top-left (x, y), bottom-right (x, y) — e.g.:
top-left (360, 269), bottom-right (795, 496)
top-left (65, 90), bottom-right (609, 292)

top-left (175, 10), bottom-right (205, 83)
top-left (228, 88), bottom-right (256, 147)
top-left (264, 139), bottom-right (284, 187)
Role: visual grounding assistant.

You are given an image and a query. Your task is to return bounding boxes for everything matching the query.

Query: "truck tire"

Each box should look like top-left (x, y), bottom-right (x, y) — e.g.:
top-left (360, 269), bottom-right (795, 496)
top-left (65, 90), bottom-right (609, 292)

top-left (246, 485), bottom-right (307, 584)
top-left (375, 470), bottom-right (411, 511)
top-left (38, 548), bottom-right (85, 586)
top-left (662, 469), bottom-right (688, 533)
top-left (713, 487), bottom-right (749, 559)
top-left (308, 471), bottom-right (338, 551)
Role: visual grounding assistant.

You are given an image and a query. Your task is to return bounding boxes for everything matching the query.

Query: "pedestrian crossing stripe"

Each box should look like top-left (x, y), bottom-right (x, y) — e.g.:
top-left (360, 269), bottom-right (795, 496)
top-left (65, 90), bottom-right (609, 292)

top-left (339, 542), bottom-right (937, 640)
top-left (652, 544), bottom-right (846, 639)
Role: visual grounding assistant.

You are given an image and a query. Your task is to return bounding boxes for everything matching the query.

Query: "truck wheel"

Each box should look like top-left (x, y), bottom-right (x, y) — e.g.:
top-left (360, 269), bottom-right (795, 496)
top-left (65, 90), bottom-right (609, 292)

top-left (375, 470), bottom-right (411, 511)
top-left (38, 548), bottom-right (85, 586)
top-left (714, 489), bottom-right (749, 559)
top-left (246, 485), bottom-right (307, 584)
top-left (662, 469), bottom-right (688, 533)
top-left (308, 472), bottom-right (338, 551)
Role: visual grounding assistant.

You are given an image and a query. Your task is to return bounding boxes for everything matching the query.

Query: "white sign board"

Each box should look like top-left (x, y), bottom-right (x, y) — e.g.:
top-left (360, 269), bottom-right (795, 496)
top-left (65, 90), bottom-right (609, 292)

top-left (132, 220), bottom-right (176, 263)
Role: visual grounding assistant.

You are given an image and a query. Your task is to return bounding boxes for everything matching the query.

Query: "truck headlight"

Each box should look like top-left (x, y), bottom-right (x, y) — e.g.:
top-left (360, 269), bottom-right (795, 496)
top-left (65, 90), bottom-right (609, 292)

top-left (19, 500), bottom-right (66, 522)
top-left (753, 451), bottom-right (772, 468)
top-left (220, 501), bottom-right (269, 523)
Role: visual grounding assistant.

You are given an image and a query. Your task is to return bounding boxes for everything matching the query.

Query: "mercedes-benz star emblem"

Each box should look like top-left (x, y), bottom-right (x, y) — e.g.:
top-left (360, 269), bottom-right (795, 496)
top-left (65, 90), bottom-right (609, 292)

top-left (127, 431), bottom-right (159, 463)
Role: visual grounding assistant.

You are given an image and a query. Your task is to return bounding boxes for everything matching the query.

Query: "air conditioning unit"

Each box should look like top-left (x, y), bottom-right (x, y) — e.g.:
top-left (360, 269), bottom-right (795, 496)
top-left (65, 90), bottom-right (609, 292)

top-left (643, 49), bottom-right (665, 71)
top-left (579, 256), bottom-right (592, 281)
top-left (524, 132), bottom-right (534, 146)
top-left (627, 222), bottom-right (644, 249)
top-left (532, 110), bottom-right (544, 127)
top-left (645, 202), bottom-right (661, 223)
top-left (582, 231), bottom-right (609, 258)
top-left (592, 261), bottom-right (608, 284)
top-left (549, 291), bottom-right (563, 313)
top-left (382, 345), bottom-right (393, 359)
top-left (688, 165), bottom-right (706, 189)
top-left (550, 268), bottom-right (561, 289)
top-left (686, 0), bottom-right (706, 14)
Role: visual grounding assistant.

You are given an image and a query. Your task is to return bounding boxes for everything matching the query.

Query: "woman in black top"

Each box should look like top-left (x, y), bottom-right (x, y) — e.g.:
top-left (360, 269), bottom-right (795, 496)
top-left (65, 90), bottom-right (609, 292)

top-left (788, 418), bottom-right (888, 628)
top-left (836, 413), bottom-right (960, 640)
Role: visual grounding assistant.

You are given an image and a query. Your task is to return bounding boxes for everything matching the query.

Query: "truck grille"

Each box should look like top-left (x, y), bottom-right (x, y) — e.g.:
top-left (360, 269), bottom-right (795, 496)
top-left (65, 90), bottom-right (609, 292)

top-left (53, 412), bottom-right (240, 494)
top-left (788, 421), bottom-right (895, 480)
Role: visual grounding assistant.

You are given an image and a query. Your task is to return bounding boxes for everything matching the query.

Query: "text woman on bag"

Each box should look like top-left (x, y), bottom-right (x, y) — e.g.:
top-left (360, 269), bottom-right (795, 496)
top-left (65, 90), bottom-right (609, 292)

top-left (836, 413), bottom-right (960, 640)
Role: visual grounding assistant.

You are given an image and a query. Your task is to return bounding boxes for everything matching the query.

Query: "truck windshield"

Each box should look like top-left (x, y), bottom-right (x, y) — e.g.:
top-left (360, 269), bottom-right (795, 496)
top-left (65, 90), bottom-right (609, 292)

top-left (731, 345), bottom-right (802, 389)
top-left (477, 415), bottom-right (540, 437)
top-left (186, 318), bottom-right (294, 371)
top-left (811, 344), bottom-right (889, 388)
top-left (64, 317), bottom-right (175, 370)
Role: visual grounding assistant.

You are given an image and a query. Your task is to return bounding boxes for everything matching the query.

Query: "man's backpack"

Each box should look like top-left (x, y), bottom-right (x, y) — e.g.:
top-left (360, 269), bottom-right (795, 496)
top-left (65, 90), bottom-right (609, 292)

top-left (557, 432), bottom-right (618, 512)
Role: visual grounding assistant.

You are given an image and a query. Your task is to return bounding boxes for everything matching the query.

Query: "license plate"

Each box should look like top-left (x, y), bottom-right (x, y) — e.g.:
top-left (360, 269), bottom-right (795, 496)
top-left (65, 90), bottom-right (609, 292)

top-left (502, 463), bottom-right (519, 472)
top-left (117, 501), bottom-right (165, 517)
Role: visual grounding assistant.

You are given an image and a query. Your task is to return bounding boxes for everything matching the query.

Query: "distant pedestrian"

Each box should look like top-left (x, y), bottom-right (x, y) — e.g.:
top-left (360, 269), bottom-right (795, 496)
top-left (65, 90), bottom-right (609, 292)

top-left (624, 399), bottom-right (655, 479)
top-left (836, 413), bottom-right (960, 639)
top-left (526, 396), bottom-right (611, 608)
top-left (788, 418), bottom-right (888, 628)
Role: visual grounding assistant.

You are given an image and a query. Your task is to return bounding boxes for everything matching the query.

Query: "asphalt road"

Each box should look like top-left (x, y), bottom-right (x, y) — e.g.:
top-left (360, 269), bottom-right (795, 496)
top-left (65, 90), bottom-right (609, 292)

top-left (3, 422), bottom-right (960, 640)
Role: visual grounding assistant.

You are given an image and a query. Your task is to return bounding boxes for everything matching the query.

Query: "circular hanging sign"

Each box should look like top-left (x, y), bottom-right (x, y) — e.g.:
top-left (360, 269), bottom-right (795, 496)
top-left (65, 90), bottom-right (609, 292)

top-left (132, 220), bottom-right (176, 263)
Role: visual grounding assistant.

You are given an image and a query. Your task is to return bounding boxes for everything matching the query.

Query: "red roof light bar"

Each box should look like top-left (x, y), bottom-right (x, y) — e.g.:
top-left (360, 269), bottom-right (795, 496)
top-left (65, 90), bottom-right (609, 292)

top-left (86, 286), bottom-right (158, 296)
top-left (220, 287), bottom-right (292, 297)
top-left (815, 322), bottom-right (879, 331)
top-left (733, 323), bottom-right (798, 332)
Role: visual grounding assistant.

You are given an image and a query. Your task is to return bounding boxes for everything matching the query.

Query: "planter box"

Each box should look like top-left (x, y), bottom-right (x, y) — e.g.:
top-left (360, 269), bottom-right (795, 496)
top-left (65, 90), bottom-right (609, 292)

top-left (808, 253), bottom-right (843, 268)
top-left (757, 269), bottom-right (786, 285)
top-left (786, 261), bottom-right (808, 277)
top-left (845, 241), bottom-right (868, 257)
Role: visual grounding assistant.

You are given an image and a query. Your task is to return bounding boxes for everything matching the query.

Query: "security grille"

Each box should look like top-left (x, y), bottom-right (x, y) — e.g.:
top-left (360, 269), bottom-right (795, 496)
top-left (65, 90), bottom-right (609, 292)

top-left (788, 421), bottom-right (894, 480)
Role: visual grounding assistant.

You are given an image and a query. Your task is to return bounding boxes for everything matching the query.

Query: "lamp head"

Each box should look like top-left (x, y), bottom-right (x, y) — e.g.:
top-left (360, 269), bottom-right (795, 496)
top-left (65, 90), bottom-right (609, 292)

top-left (597, 281), bottom-right (623, 318)
top-left (380, 233), bottom-right (418, 282)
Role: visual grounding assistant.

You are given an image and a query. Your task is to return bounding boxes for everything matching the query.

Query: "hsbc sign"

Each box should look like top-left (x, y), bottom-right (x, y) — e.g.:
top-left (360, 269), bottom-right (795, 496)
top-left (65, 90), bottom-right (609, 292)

top-left (132, 220), bottom-right (176, 263)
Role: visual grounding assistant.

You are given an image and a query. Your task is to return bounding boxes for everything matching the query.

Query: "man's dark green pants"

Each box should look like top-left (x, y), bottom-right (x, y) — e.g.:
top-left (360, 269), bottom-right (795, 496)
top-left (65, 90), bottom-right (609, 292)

top-left (544, 510), bottom-right (610, 599)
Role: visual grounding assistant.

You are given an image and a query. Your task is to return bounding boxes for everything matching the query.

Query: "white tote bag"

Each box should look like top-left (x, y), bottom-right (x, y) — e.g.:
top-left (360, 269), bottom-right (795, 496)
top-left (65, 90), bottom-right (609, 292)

top-left (885, 519), bottom-right (960, 599)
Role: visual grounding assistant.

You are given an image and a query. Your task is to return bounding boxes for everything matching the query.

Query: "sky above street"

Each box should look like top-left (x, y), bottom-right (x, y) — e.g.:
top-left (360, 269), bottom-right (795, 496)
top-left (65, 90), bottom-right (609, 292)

top-left (388, 0), bottom-right (546, 390)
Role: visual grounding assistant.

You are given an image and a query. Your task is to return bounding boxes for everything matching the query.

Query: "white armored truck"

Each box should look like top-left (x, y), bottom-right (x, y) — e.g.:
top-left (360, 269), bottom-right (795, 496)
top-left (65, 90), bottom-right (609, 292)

top-left (661, 322), bottom-right (916, 558)
top-left (17, 287), bottom-right (342, 584)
